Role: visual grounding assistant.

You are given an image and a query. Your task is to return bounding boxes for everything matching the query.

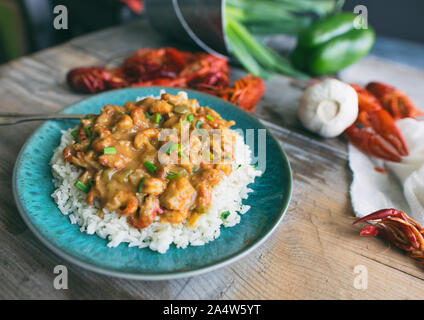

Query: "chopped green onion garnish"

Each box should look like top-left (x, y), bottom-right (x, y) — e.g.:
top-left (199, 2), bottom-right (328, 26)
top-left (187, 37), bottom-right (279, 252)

top-left (237, 164), bottom-right (242, 169)
top-left (84, 127), bottom-right (91, 137)
top-left (144, 161), bottom-right (157, 174)
top-left (154, 113), bottom-right (161, 124)
top-left (178, 151), bottom-right (184, 158)
top-left (221, 211), bottom-right (231, 220)
top-left (137, 177), bottom-right (146, 192)
top-left (145, 112), bottom-right (151, 119)
top-left (103, 147), bottom-right (116, 155)
top-left (71, 129), bottom-right (79, 140)
top-left (192, 165), bottom-right (199, 173)
top-left (206, 115), bottom-right (214, 122)
top-left (166, 143), bottom-right (180, 155)
top-left (167, 100), bottom-right (176, 107)
top-left (87, 136), bottom-right (95, 151)
top-left (167, 172), bottom-right (180, 179)
top-left (187, 114), bottom-right (194, 122)
top-left (74, 181), bottom-right (90, 193)
top-left (195, 120), bottom-right (202, 129)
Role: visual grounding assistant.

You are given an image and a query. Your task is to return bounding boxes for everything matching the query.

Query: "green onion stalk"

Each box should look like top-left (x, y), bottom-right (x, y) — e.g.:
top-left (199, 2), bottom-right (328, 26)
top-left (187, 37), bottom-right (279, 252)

top-left (224, 0), bottom-right (345, 79)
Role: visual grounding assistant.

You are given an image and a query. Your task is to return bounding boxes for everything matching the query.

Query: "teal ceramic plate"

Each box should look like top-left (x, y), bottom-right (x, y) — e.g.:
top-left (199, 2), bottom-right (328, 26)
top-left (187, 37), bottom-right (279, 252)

top-left (13, 87), bottom-right (292, 280)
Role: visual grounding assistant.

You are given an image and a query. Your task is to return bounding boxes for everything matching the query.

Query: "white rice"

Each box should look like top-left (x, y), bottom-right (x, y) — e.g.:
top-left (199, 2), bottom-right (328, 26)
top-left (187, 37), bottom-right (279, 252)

top-left (50, 113), bottom-right (261, 254)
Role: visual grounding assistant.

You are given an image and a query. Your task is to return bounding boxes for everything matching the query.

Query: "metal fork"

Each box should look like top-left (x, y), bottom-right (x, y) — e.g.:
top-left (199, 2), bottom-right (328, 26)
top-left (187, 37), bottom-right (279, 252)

top-left (0, 113), bottom-right (85, 126)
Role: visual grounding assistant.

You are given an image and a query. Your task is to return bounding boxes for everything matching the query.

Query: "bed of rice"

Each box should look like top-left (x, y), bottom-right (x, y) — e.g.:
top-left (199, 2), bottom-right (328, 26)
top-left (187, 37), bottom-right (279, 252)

top-left (50, 112), bottom-right (261, 254)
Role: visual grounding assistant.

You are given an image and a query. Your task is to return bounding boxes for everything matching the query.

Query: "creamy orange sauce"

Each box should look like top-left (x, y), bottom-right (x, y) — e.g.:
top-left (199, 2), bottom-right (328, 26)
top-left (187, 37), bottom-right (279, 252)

top-left (64, 92), bottom-right (236, 229)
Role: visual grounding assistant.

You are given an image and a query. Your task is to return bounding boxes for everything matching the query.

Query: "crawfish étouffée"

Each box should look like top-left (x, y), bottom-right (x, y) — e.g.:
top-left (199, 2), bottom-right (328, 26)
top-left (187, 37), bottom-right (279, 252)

top-left (63, 92), bottom-right (236, 229)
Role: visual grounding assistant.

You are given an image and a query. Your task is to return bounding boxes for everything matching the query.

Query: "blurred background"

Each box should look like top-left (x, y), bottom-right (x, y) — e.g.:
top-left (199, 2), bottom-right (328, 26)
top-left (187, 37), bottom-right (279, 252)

top-left (0, 0), bottom-right (423, 64)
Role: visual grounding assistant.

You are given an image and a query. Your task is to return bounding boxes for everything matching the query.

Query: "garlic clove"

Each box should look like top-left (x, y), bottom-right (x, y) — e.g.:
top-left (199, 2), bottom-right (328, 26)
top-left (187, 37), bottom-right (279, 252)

top-left (298, 78), bottom-right (358, 138)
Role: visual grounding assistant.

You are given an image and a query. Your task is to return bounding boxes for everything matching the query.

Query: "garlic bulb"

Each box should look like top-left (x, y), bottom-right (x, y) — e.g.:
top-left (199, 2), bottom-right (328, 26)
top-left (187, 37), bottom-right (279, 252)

top-left (298, 79), bottom-right (358, 138)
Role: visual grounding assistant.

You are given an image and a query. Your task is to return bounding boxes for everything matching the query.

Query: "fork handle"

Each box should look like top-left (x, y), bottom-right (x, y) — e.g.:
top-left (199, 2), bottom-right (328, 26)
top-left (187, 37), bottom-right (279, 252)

top-left (0, 113), bottom-right (84, 125)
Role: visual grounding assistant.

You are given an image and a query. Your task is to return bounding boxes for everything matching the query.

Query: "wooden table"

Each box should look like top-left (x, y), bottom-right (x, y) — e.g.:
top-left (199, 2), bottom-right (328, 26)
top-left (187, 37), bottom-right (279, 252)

top-left (1, 20), bottom-right (423, 300)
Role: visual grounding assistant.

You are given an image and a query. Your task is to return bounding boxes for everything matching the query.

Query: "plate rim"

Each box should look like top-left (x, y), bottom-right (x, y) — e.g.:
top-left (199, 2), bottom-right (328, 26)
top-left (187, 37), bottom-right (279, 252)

top-left (12, 87), bottom-right (292, 280)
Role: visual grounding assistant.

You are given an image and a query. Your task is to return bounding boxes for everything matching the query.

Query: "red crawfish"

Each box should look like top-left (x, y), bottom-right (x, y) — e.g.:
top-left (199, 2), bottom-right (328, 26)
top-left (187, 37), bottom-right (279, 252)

top-left (354, 208), bottom-right (424, 266)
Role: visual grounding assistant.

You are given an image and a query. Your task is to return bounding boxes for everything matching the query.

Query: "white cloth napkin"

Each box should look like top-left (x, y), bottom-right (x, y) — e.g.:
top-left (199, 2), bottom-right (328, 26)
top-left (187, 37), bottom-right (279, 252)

top-left (349, 118), bottom-right (424, 226)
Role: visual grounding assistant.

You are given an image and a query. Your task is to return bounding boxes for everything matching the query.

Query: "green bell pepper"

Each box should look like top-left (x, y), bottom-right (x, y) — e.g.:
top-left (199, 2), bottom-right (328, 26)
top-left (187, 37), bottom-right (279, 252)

top-left (292, 12), bottom-right (375, 76)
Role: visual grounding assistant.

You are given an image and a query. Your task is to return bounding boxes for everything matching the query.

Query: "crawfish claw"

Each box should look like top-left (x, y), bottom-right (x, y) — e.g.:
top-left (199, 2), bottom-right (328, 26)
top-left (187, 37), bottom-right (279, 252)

top-left (345, 84), bottom-right (409, 162)
top-left (345, 126), bottom-right (402, 162)
top-left (359, 225), bottom-right (379, 236)
top-left (353, 208), bottom-right (401, 225)
top-left (368, 109), bottom-right (408, 156)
